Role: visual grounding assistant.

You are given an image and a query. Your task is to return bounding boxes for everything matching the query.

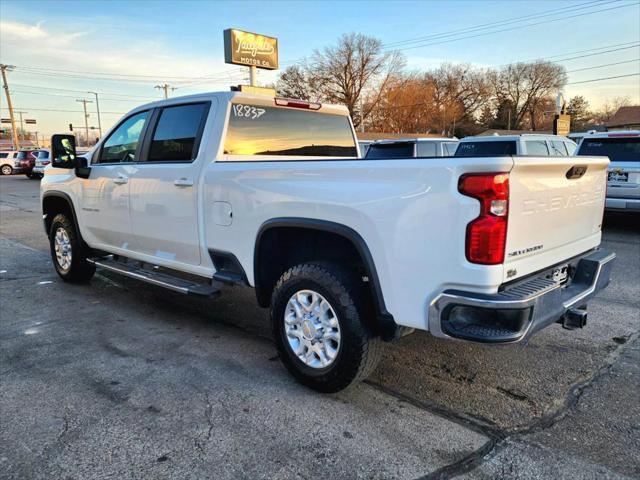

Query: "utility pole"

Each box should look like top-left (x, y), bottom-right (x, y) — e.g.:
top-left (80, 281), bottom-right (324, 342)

top-left (16, 111), bottom-right (27, 140)
top-left (76, 99), bottom-right (93, 147)
top-left (87, 91), bottom-right (102, 138)
top-left (155, 83), bottom-right (176, 99)
top-left (0, 64), bottom-right (20, 151)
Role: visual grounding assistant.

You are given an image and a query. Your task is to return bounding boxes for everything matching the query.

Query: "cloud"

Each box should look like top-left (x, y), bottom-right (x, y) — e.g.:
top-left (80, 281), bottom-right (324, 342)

top-left (0, 19), bottom-right (87, 44)
top-left (0, 19), bottom-right (240, 84)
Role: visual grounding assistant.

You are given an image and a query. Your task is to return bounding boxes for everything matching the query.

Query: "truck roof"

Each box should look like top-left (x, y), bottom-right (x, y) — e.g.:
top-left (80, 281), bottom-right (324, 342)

top-left (460, 133), bottom-right (573, 142)
top-left (582, 130), bottom-right (640, 138)
top-left (371, 137), bottom-right (457, 145)
top-left (131, 91), bottom-right (350, 117)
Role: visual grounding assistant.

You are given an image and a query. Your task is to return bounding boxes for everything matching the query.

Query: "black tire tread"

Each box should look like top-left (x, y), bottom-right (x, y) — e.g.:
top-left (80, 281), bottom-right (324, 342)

top-left (271, 262), bottom-right (381, 392)
top-left (49, 213), bottom-right (95, 283)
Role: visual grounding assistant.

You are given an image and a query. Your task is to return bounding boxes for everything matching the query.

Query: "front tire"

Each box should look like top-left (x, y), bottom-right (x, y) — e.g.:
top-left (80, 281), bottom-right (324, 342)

top-left (271, 262), bottom-right (381, 393)
top-left (1, 165), bottom-right (12, 175)
top-left (49, 213), bottom-right (95, 283)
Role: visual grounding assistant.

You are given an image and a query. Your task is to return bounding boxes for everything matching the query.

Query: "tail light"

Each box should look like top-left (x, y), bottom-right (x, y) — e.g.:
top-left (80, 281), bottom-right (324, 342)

top-left (275, 97), bottom-right (321, 110)
top-left (459, 173), bottom-right (509, 265)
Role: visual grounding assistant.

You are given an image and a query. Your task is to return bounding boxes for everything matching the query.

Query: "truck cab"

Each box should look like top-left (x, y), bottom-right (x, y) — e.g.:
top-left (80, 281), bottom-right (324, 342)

top-left (455, 134), bottom-right (577, 157)
top-left (365, 138), bottom-right (459, 159)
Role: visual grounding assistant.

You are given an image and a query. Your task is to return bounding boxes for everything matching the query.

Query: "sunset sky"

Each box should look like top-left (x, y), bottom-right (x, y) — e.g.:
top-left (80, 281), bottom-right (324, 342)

top-left (1, 0), bottom-right (639, 136)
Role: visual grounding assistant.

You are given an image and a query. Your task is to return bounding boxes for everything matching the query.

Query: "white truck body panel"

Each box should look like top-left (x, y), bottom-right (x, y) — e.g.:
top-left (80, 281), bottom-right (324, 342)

top-left (41, 91), bottom-right (612, 335)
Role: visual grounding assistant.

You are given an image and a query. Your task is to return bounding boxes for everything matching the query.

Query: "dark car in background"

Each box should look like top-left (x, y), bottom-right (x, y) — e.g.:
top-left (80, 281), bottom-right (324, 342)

top-left (14, 150), bottom-right (41, 179)
top-left (577, 131), bottom-right (640, 212)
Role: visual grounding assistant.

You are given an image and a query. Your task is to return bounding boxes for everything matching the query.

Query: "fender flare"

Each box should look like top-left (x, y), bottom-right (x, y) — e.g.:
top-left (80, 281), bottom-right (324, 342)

top-left (254, 217), bottom-right (399, 339)
top-left (42, 191), bottom-right (81, 238)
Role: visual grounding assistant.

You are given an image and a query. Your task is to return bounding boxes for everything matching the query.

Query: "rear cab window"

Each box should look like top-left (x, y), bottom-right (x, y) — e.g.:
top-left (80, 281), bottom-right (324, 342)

top-left (365, 142), bottom-right (414, 159)
top-left (443, 142), bottom-right (458, 156)
top-left (549, 140), bottom-right (568, 156)
top-left (223, 103), bottom-right (357, 159)
top-left (524, 140), bottom-right (549, 156)
top-left (416, 142), bottom-right (437, 157)
top-left (578, 137), bottom-right (640, 162)
top-left (454, 141), bottom-right (516, 156)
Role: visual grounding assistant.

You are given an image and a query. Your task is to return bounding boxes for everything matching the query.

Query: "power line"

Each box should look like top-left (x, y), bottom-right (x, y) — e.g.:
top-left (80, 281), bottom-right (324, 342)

top-left (383, 2), bottom-right (639, 53)
top-left (0, 107), bottom-right (126, 114)
top-left (275, 2), bottom-right (639, 70)
top-left (566, 72), bottom-right (640, 84)
top-left (9, 83), bottom-right (159, 100)
top-left (10, 89), bottom-right (148, 102)
top-left (382, 0), bottom-right (612, 48)
top-left (565, 58), bottom-right (640, 72)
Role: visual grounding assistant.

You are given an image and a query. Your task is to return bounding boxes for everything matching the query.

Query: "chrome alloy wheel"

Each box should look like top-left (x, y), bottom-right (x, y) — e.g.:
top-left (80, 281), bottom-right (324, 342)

top-left (54, 227), bottom-right (72, 272)
top-left (284, 290), bottom-right (341, 369)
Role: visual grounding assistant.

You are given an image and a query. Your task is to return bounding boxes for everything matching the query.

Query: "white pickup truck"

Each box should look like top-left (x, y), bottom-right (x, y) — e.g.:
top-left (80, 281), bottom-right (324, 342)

top-left (41, 91), bottom-right (615, 392)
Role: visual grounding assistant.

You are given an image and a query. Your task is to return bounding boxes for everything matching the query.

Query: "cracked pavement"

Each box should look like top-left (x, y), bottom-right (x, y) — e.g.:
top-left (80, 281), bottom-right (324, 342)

top-left (1, 175), bottom-right (639, 479)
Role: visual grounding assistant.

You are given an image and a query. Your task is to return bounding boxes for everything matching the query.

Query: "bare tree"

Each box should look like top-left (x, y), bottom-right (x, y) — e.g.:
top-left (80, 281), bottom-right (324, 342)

top-left (309, 33), bottom-right (405, 127)
top-left (276, 65), bottom-right (321, 101)
top-left (426, 63), bottom-right (492, 131)
top-left (491, 61), bottom-right (567, 130)
top-left (593, 96), bottom-right (632, 123)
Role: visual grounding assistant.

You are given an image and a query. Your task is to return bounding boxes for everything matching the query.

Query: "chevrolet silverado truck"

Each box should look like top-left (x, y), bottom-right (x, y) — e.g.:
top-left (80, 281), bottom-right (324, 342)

top-left (41, 91), bottom-right (615, 392)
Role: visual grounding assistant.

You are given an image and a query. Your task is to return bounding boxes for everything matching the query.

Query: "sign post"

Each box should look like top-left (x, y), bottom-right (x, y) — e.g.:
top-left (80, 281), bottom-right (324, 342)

top-left (224, 29), bottom-right (278, 88)
top-left (553, 92), bottom-right (570, 136)
top-left (553, 114), bottom-right (571, 136)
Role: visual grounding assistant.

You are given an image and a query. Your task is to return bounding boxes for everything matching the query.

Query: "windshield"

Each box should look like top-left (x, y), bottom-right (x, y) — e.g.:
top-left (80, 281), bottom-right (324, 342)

top-left (37, 151), bottom-right (49, 159)
top-left (17, 151), bottom-right (30, 160)
top-left (454, 141), bottom-right (517, 156)
top-left (365, 142), bottom-right (414, 159)
top-left (578, 137), bottom-right (640, 162)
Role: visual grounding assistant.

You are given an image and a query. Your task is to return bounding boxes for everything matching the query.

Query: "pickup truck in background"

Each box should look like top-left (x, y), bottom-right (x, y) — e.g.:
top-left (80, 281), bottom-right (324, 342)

top-left (577, 131), bottom-right (640, 211)
top-left (365, 137), bottom-right (459, 159)
top-left (455, 133), bottom-right (577, 157)
top-left (41, 91), bottom-right (615, 392)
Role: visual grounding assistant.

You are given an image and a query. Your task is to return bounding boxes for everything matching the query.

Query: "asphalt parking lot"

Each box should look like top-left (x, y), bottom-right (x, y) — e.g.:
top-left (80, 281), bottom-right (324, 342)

top-left (1, 174), bottom-right (639, 479)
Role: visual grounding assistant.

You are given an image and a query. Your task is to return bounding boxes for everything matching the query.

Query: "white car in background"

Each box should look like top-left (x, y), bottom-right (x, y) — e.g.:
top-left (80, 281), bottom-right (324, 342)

top-left (365, 138), bottom-right (459, 158)
top-left (577, 131), bottom-right (640, 211)
top-left (455, 134), bottom-right (577, 157)
top-left (1, 151), bottom-right (20, 175)
top-left (357, 140), bottom-right (374, 157)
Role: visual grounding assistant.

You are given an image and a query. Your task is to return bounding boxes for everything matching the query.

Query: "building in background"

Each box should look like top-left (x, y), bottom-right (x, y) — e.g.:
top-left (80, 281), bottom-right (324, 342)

top-left (605, 106), bottom-right (640, 131)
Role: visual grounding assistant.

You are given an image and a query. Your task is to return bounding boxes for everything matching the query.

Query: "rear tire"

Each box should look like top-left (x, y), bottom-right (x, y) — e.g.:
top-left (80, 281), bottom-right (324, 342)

top-left (49, 213), bottom-right (95, 283)
top-left (270, 262), bottom-right (381, 393)
top-left (1, 165), bottom-right (12, 175)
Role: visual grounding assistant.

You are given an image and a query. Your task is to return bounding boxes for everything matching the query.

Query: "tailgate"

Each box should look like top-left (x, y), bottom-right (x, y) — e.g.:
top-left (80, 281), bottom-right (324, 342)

top-left (504, 155), bottom-right (608, 282)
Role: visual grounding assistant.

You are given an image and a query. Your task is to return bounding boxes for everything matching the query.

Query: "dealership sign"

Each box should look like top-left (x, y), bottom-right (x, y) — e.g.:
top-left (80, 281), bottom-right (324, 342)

top-left (224, 29), bottom-right (278, 70)
top-left (553, 114), bottom-right (571, 136)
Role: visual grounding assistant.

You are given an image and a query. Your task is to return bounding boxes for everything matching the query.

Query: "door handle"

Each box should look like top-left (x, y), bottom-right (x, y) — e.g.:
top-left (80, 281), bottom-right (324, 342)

top-left (113, 174), bottom-right (128, 184)
top-left (174, 178), bottom-right (194, 187)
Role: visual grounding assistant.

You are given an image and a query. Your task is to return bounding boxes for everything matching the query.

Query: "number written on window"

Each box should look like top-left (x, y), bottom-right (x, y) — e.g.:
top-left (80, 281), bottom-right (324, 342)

top-left (232, 104), bottom-right (266, 120)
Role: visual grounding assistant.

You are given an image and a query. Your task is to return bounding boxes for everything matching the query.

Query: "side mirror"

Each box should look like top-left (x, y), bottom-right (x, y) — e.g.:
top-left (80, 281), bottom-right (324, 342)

top-left (75, 156), bottom-right (91, 179)
top-left (51, 134), bottom-right (77, 169)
